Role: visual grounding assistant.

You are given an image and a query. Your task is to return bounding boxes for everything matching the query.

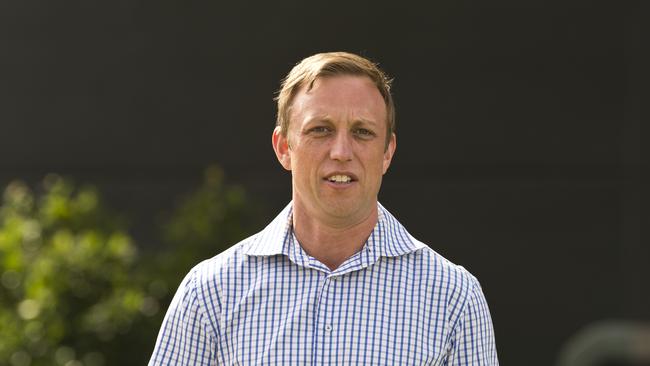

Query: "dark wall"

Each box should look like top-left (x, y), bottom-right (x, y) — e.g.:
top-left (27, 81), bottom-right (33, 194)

top-left (1, 1), bottom-right (646, 365)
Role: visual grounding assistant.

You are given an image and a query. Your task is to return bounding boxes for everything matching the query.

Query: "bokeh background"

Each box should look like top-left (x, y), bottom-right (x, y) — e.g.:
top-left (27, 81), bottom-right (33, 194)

top-left (1, 0), bottom-right (647, 365)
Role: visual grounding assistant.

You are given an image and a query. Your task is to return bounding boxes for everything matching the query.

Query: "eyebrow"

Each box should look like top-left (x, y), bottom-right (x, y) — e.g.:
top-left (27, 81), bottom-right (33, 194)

top-left (302, 115), bottom-right (380, 127)
top-left (351, 118), bottom-right (379, 127)
top-left (302, 115), bottom-right (333, 125)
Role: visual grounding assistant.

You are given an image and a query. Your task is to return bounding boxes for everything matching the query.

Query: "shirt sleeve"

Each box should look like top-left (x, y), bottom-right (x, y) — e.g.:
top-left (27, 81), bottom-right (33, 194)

top-left (149, 269), bottom-right (219, 366)
top-left (447, 279), bottom-right (499, 365)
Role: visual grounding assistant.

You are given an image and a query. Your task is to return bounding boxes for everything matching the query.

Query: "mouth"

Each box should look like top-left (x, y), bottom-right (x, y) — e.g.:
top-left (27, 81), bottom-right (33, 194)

top-left (324, 173), bottom-right (358, 185)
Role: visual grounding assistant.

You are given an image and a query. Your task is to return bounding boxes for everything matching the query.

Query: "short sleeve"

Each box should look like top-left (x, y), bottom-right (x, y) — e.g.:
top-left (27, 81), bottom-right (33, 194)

top-left (149, 269), bottom-right (219, 366)
top-left (447, 279), bottom-right (499, 365)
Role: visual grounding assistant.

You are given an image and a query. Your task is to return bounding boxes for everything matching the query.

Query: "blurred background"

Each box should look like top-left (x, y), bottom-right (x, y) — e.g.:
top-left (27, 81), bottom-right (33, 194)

top-left (0, 0), bottom-right (647, 365)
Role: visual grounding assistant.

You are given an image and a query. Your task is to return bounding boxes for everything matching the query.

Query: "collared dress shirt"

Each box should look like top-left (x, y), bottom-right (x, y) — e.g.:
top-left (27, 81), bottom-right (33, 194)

top-left (149, 202), bottom-right (498, 365)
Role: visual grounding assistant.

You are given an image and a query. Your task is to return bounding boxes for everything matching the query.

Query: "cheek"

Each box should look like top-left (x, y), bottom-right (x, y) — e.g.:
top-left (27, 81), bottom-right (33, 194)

top-left (290, 149), bottom-right (318, 175)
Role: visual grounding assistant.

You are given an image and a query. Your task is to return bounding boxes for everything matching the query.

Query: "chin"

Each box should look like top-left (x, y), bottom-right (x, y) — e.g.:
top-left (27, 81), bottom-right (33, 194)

top-left (323, 200), bottom-right (363, 218)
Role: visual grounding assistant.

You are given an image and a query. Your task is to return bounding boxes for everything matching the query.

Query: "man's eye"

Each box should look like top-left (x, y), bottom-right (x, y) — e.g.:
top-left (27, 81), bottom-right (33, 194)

top-left (309, 126), bottom-right (331, 134)
top-left (354, 128), bottom-right (375, 138)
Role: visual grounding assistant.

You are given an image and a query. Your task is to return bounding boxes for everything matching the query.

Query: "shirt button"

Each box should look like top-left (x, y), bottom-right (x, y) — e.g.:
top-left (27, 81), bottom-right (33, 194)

top-left (325, 324), bottom-right (332, 332)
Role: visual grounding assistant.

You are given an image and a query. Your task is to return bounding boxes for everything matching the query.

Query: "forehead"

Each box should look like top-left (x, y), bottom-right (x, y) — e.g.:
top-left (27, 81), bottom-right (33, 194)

top-left (290, 75), bottom-right (387, 125)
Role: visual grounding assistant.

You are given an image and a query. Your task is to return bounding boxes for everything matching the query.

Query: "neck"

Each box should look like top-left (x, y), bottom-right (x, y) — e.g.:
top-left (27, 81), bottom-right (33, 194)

top-left (292, 202), bottom-right (378, 271)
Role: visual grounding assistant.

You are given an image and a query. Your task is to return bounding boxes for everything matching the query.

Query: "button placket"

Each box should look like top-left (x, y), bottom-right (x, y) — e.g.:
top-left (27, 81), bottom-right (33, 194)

top-left (320, 276), bottom-right (337, 364)
top-left (320, 278), bottom-right (334, 334)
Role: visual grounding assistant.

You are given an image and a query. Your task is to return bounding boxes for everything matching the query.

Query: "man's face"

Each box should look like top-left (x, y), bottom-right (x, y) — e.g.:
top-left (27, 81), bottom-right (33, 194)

top-left (273, 75), bottom-right (396, 226)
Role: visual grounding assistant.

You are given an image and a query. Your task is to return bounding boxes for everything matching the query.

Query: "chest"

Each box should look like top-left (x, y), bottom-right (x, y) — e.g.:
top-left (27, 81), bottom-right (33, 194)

top-left (216, 261), bottom-right (452, 365)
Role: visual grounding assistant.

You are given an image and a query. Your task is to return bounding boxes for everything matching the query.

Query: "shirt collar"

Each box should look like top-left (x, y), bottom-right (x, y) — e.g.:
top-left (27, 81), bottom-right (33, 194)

top-left (243, 201), bottom-right (426, 261)
top-left (243, 202), bottom-right (293, 256)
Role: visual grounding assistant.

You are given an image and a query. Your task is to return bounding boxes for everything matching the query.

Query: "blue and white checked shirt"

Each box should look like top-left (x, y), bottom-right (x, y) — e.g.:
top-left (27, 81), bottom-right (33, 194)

top-left (149, 202), bottom-right (498, 365)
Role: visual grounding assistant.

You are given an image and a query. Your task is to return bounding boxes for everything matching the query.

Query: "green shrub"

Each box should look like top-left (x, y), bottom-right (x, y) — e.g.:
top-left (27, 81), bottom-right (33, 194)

top-left (0, 167), bottom-right (259, 366)
top-left (0, 175), bottom-right (147, 366)
top-left (154, 165), bottom-right (260, 288)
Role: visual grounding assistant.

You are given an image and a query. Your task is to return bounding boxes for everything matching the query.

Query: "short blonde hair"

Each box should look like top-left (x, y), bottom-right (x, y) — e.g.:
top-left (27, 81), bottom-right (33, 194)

top-left (275, 52), bottom-right (395, 147)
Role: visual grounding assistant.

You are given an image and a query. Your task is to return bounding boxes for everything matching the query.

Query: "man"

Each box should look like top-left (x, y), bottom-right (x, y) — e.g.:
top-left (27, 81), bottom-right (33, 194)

top-left (149, 52), bottom-right (498, 365)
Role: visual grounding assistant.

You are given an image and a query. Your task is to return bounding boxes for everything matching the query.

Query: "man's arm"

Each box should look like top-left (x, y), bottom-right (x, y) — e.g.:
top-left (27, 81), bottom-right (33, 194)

top-left (447, 279), bottom-right (499, 365)
top-left (149, 269), bottom-right (219, 366)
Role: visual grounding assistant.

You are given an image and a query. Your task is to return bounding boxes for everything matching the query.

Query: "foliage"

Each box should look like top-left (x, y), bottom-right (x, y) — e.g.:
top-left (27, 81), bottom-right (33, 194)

top-left (0, 167), bottom-right (259, 366)
top-left (0, 175), bottom-right (145, 366)
top-left (155, 166), bottom-right (260, 286)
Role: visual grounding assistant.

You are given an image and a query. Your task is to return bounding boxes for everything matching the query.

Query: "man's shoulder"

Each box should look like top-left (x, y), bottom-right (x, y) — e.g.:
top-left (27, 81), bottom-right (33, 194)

top-left (403, 237), bottom-right (482, 300)
top-left (186, 203), bottom-right (291, 291)
top-left (378, 203), bottom-right (478, 285)
top-left (191, 232), bottom-right (262, 280)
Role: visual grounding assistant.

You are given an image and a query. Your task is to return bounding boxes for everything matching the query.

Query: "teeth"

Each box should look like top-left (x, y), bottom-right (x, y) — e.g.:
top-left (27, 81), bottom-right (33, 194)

top-left (328, 175), bottom-right (351, 183)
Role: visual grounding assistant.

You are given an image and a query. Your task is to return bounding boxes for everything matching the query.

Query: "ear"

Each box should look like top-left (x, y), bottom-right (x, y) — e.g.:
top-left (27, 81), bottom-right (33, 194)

top-left (272, 126), bottom-right (292, 171)
top-left (382, 133), bottom-right (396, 174)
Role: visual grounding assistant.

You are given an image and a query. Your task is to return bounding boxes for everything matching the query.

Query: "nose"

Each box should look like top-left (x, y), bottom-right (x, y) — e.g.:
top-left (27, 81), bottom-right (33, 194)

top-left (329, 131), bottom-right (353, 162)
